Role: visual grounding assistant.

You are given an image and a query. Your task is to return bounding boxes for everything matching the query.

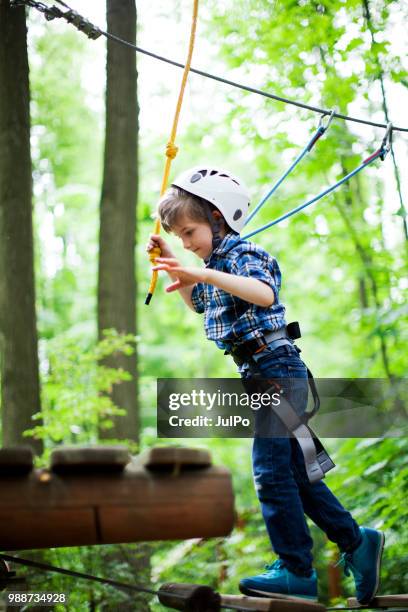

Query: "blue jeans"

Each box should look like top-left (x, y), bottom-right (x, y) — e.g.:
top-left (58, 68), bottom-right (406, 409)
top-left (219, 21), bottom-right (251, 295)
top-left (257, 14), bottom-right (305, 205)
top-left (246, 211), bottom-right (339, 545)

top-left (241, 344), bottom-right (361, 575)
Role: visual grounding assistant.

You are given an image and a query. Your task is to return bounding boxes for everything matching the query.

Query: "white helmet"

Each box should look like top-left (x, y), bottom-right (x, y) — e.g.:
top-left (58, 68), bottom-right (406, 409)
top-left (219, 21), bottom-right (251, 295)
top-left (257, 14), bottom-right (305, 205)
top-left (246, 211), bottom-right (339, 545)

top-left (172, 166), bottom-right (250, 233)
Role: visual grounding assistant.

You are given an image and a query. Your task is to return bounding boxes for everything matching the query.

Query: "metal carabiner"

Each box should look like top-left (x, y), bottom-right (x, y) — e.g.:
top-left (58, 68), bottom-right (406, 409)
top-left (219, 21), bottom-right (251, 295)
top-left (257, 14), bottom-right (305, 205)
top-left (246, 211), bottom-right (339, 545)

top-left (380, 122), bottom-right (393, 159)
top-left (318, 109), bottom-right (335, 132)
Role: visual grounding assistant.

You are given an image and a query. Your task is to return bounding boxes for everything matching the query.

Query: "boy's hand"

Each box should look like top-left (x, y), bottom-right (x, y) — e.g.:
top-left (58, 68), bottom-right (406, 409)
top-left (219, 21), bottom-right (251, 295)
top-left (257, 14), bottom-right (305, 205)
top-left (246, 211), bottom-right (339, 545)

top-left (152, 257), bottom-right (207, 292)
top-left (146, 234), bottom-right (175, 259)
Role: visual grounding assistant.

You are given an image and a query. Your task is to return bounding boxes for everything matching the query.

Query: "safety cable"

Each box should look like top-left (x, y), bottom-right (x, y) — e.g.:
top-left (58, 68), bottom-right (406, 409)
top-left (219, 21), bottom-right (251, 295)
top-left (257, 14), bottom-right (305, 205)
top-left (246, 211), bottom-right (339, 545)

top-left (245, 111), bottom-right (335, 226)
top-left (0, 554), bottom-right (256, 612)
top-left (0, 553), bottom-right (157, 596)
top-left (12, 0), bottom-right (408, 134)
top-left (242, 124), bottom-right (392, 240)
top-left (2, 553), bottom-right (407, 612)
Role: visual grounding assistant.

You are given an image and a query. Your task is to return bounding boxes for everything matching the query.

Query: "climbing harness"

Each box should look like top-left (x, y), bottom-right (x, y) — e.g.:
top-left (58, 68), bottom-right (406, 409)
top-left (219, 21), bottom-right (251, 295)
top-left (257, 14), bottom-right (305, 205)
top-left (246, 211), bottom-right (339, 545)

top-left (243, 122), bottom-right (393, 240)
top-left (245, 111), bottom-right (335, 226)
top-left (265, 390), bottom-right (335, 484)
top-left (228, 322), bottom-right (334, 484)
top-left (145, 0), bottom-right (199, 305)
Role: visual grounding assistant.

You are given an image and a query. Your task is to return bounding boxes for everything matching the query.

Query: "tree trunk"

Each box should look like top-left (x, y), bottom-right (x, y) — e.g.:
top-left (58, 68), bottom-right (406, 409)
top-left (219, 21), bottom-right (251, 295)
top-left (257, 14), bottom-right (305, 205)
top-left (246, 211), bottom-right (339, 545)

top-left (97, 7), bottom-right (148, 609)
top-left (0, 0), bottom-right (42, 453)
top-left (98, 0), bottom-right (139, 442)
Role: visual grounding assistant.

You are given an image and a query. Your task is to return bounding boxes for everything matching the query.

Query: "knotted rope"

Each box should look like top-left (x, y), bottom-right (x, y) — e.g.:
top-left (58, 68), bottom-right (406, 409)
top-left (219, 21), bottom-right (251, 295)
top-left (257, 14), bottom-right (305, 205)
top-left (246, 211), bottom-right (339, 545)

top-left (146, 0), bottom-right (199, 305)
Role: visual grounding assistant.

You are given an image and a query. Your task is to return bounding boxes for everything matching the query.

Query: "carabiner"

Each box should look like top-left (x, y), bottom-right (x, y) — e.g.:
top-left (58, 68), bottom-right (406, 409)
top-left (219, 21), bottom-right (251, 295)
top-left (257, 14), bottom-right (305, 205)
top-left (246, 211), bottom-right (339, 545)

top-left (318, 109), bottom-right (335, 132)
top-left (380, 122), bottom-right (393, 160)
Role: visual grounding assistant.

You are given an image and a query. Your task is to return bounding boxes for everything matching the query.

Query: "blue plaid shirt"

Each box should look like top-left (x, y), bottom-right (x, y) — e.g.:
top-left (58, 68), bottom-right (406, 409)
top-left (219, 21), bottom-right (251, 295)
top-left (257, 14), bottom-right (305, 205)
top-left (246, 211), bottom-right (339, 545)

top-left (191, 231), bottom-right (287, 350)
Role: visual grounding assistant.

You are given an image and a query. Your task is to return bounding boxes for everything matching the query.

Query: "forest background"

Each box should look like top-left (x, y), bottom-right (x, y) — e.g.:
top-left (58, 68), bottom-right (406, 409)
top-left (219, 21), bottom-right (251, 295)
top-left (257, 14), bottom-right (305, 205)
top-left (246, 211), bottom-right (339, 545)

top-left (0, 0), bottom-right (407, 609)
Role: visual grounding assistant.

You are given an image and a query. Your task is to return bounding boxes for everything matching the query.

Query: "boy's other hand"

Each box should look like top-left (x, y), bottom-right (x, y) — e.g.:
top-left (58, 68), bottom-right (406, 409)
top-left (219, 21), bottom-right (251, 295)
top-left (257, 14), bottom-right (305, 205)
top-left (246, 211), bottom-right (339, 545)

top-left (152, 257), bottom-right (207, 292)
top-left (146, 234), bottom-right (175, 259)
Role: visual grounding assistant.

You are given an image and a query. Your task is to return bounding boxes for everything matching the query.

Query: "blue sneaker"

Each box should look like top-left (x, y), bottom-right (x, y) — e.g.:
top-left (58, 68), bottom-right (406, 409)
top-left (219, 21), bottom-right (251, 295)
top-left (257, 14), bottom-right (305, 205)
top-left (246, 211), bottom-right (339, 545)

top-left (339, 527), bottom-right (385, 605)
top-left (239, 560), bottom-right (318, 600)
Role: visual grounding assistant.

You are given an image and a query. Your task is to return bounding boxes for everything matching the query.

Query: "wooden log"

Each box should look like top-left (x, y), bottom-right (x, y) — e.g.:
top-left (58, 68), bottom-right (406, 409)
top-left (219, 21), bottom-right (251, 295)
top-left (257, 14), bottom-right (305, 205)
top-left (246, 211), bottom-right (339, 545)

top-left (347, 594), bottom-right (408, 608)
top-left (0, 447), bottom-right (34, 475)
top-left (50, 445), bottom-right (131, 473)
top-left (221, 594), bottom-right (273, 611)
top-left (0, 449), bottom-right (234, 549)
top-left (222, 593), bottom-right (326, 612)
top-left (0, 508), bottom-right (98, 549)
top-left (158, 583), bottom-right (221, 611)
top-left (139, 447), bottom-right (212, 472)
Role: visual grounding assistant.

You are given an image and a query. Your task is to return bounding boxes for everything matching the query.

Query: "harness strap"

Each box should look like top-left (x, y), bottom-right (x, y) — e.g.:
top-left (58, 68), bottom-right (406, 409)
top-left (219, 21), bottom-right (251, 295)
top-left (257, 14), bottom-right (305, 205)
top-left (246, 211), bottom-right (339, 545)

top-left (227, 322), bottom-right (332, 482)
top-left (228, 326), bottom-right (321, 420)
top-left (306, 367), bottom-right (320, 420)
top-left (203, 201), bottom-right (223, 250)
top-left (260, 389), bottom-right (335, 484)
top-left (291, 422), bottom-right (335, 484)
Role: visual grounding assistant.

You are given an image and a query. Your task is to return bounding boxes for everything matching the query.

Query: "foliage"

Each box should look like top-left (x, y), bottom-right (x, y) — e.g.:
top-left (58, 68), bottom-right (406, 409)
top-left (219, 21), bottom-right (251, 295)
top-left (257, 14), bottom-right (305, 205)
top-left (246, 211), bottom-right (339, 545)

top-left (16, 545), bottom-right (153, 611)
top-left (30, 20), bottom-right (102, 341)
top-left (328, 437), bottom-right (408, 595)
top-left (25, 329), bottom-right (137, 466)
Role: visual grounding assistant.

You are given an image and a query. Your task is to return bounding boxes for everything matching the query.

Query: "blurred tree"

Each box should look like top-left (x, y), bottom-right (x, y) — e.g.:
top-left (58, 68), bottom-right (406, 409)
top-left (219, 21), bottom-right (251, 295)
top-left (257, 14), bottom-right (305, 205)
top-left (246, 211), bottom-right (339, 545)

top-left (98, 0), bottom-right (139, 442)
top-left (0, 0), bottom-right (41, 453)
top-left (97, 2), bottom-right (150, 609)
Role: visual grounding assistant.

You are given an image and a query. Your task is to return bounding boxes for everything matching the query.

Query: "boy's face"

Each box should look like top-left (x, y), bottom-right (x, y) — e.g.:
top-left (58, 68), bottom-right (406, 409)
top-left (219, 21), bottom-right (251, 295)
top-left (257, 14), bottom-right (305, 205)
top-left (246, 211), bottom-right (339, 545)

top-left (172, 214), bottom-right (215, 260)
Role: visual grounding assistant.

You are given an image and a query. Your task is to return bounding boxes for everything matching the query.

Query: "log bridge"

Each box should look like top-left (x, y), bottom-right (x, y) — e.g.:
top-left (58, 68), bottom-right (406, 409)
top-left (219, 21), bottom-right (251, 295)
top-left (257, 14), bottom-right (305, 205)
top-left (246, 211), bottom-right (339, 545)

top-left (0, 445), bottom-right (235, 550)
top-left (158, 584), bottom-right (408, 612)
top-left (1, 447), bottom-right (406, 611)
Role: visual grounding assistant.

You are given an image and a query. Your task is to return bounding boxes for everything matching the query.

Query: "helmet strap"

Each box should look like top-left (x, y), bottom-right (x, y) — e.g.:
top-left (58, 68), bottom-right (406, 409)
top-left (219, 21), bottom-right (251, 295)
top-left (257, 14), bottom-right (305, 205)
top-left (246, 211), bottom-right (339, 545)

top-left (204, 203), bottom-right (223, 251)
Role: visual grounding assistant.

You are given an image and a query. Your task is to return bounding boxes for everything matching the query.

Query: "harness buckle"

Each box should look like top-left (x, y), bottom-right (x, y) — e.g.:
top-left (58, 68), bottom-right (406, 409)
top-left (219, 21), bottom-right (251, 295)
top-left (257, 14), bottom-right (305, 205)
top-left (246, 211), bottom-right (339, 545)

top-left (286, 321), bottom-right (301, 340)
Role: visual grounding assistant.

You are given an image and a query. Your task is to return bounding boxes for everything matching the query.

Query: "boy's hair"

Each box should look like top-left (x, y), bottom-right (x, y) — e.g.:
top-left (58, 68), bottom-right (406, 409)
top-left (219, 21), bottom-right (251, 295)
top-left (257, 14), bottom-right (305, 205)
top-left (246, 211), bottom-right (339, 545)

top-left (158, 186), bottom-right (223, 233)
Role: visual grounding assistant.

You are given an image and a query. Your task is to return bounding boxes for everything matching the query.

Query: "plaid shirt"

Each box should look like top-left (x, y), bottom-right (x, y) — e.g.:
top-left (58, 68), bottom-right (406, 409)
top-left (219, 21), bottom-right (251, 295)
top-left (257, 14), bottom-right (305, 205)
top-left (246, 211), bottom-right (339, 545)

top-left (191, 231), bottom-right (287, 350)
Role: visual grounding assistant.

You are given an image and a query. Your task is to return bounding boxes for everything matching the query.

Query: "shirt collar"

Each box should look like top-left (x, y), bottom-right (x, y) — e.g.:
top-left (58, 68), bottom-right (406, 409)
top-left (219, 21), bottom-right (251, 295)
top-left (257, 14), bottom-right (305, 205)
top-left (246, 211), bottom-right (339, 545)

top-left (205, 231), bottom-right (241, 265)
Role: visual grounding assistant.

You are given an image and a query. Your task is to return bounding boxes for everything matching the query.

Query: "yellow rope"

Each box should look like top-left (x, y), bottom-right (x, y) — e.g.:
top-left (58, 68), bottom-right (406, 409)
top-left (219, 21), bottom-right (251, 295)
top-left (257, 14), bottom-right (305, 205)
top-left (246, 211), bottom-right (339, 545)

top-left (145, 0), bottom-right (199, 305)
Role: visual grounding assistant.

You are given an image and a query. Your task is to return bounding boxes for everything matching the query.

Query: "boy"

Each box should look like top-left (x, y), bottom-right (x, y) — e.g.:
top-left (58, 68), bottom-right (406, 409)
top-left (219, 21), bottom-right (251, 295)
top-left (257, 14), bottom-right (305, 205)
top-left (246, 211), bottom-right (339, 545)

top-left (147, 166), bottom-right (384, 603)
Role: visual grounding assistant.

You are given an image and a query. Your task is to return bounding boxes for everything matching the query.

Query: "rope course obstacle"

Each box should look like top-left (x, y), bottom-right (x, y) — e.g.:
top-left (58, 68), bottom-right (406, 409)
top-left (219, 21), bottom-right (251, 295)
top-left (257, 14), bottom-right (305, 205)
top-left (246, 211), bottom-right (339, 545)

top-left (0, 450), bottom-right (407, 610)
top-left (10, 0), bottom-right (408, 133)
top-left (0, 446), bottom-right (234, 549)
top-left (11, 0), bottom-right (408, 302)
top-left (1, 555), bottom-right (408, 611)
top-left (4, 4), bottom-right (407, 610)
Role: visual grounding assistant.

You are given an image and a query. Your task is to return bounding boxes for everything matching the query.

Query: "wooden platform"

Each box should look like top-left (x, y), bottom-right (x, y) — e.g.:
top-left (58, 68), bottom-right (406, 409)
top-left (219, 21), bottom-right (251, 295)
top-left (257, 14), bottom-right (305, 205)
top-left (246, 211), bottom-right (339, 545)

top-left (222, 593), bottom-right (325, 611)
top-left (158, 583), bottom-right (326, 611)
top-left (347, 594), bottom-right (408, 609)
top-left (0, 445), bottom-right (235, 550)
top-left (222, 594), bottom-right (408, 612)
top-left (157, 584), bottom-right (408, 612)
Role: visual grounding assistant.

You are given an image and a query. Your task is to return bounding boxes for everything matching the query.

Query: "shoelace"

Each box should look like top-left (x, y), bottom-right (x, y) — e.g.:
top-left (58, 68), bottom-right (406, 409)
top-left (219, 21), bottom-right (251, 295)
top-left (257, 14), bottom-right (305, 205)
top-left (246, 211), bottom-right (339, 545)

top-left (264, 559), bottom-right (286, 572)
top-left (335, 553), bottom-right (363, 581)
